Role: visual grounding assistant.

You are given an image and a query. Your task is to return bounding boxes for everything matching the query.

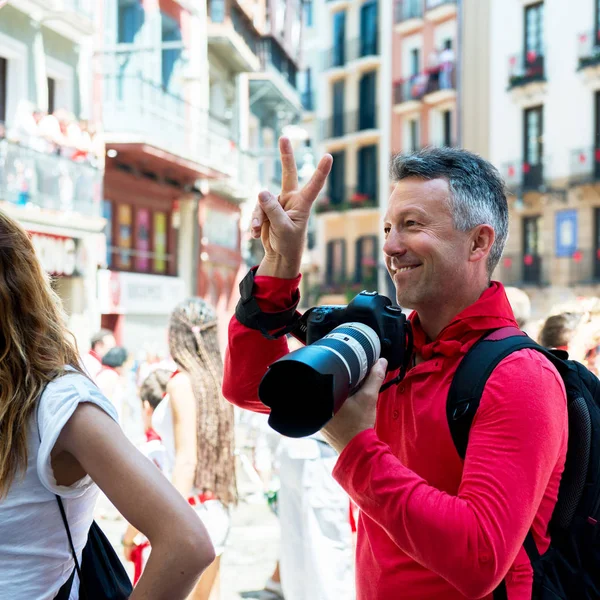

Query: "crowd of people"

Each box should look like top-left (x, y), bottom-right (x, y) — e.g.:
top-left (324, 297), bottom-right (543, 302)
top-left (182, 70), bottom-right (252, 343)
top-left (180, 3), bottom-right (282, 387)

top-left (2, 136), bottom-right (600, 600)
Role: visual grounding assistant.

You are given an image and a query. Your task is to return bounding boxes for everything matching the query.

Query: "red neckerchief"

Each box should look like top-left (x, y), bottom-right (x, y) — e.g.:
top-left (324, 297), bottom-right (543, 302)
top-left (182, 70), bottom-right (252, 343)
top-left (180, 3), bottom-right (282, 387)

top-left (145, 427), bottom-right (162, 443)
top-left (410, 282), bottom-right (518, 361)
top-left (89, 349), bottom-right (101, 362)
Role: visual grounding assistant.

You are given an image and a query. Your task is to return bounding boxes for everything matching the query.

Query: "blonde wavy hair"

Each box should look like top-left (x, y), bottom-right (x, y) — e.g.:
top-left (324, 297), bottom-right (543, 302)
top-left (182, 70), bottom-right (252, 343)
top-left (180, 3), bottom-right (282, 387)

top-left (0, 211), bottom-right (85, 498)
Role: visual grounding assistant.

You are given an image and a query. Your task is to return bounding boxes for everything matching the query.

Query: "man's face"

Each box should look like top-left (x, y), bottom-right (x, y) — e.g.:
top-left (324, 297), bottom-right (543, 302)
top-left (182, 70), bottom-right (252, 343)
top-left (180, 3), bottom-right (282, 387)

top-left (383, 177), bottom-right (473, 311)
top-left (97, 334), bottom-right (116, 358)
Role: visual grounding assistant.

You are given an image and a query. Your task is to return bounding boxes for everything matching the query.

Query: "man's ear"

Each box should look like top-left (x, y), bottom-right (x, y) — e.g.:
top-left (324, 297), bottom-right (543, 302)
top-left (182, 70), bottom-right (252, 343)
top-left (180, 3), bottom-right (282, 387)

top-left (468, 224), bottom-right (495, 264)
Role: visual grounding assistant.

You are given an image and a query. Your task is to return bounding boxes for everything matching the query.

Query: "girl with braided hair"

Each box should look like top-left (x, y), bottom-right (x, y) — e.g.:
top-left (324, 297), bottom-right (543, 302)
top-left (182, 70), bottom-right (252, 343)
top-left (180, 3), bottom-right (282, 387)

top-left (152, 297), bottom-right (236, 600)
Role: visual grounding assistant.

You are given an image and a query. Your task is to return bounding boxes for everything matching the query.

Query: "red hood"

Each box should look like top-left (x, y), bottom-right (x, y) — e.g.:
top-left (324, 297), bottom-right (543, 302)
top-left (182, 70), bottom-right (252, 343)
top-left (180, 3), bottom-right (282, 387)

top-left (410, 281), bottom-right (518, 360)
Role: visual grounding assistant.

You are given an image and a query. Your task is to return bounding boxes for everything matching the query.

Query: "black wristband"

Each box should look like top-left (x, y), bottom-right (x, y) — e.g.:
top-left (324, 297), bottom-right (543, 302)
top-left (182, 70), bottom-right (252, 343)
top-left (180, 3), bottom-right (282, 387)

top-left (235, 267), bottom-right (301, 339)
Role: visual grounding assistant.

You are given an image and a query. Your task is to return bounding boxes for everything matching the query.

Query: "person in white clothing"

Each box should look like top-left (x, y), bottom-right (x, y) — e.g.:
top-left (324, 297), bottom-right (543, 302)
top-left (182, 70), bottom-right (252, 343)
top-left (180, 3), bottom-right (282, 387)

top-left (0, 210), bottom-right (215, 600)
top-left (152, 297), bottom-right (236, 600)
top-left (81, 329), bottom-right (116, 382)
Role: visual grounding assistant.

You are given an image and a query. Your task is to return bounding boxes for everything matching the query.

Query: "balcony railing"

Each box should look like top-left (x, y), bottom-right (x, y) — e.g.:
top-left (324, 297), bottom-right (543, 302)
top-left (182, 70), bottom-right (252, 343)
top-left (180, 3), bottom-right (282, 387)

top-left (319, 110), bottom-right (378, 139)
top-left (502, 159), bottom-right (544, 192)
top-left (393, 76), bottom-right (426, 104)
top-left (258, 37), bottom-right (298, 89)
top-left (507, 51), bottom-right (546, 90)
top-left (102, 73), bottom-right (235, 171)
top-left (500, 253), bottom-right (544, 286)
top-left (315, 187), bottom-right (378, 214)
top-left (395, 0), bottom-right (424, 23)
top-left (578, 30), bottom-right (600, 70)
top-left (0, 138), bottom-right (103, 218)
top-left (570, 147), bottom-right (600, 185)
top-left (324, 35), bottom-right (380, 70)
top-left (231, 5), bottom-right (260, 54)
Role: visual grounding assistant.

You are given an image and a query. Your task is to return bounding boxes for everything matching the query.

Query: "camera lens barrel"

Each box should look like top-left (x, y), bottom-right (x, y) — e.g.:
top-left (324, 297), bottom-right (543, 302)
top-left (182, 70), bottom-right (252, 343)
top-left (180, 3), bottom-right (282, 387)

top-left (258, 322), bottom-right (381, 437)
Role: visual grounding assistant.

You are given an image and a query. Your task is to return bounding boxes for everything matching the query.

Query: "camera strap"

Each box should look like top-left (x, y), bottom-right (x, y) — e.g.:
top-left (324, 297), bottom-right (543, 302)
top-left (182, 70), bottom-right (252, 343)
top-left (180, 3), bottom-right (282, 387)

top-left (235, 267), bottom-right (303, 340)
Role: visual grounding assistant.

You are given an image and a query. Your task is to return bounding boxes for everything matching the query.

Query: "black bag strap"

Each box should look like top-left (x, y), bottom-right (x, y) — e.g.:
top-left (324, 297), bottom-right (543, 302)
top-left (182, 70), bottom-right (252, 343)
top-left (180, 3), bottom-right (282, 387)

top-left (447, 327), bottom-right (567, 460)
top-left (447, 327), bottom-right (551, 600)
top-left (56, 495), bottom-right (83, 583)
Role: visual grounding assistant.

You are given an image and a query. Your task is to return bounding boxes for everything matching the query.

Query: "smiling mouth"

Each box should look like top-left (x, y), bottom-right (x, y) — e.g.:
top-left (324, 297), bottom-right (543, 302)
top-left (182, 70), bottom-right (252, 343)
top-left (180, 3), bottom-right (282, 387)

top-left (394, 265), bottom-right (421, 274)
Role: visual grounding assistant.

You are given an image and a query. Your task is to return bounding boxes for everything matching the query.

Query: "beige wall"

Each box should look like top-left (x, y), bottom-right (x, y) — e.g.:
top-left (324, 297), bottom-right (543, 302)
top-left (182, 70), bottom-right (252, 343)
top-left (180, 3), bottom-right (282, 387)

top-left (460, 0), bottom-right (491, 157)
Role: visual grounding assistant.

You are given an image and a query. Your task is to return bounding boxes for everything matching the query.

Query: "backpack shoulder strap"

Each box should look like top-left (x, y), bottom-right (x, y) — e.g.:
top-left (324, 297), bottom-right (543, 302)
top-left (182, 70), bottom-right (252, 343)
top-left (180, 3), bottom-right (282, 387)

top-left (447, 327), bottom-right (548, 460)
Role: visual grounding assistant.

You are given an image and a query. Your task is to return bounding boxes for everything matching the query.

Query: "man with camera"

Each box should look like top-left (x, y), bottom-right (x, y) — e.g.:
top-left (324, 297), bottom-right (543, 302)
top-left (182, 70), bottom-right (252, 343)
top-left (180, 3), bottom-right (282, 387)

top-left (223, 139), bottom-right (568, 599)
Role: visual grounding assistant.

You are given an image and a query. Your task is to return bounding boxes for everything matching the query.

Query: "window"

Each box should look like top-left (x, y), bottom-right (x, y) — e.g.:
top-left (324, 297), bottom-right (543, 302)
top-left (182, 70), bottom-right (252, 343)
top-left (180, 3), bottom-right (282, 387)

top-left (326, 239), bottom-right (346, 285)
top-left (524, 3), bottom-right (544, 65)
top-left (301, 68), bottom-right (313, 110)
top-left (594, 208), bottom-right (600, 279)
top-left (522, 215), bottom-right (542, 283)
top-left (357, 145), bottom-right (377, 200)
top-left (304, 0), bottom-right (313, 28)
top-left (209, 0), bottom-right (225, 23)
top-left (444, 38), bottom-right (452, 50)
top-left (115, 204), bottom-right (133, 270)
top-left (360, 1), bottom-right (378, 57)
top-left (0, 57), bottom-right (7, 125)
top-left (409, 118), bottom-right (419, 152)
top-left (332, 79), bottom-right (345, 136)
top-left (359, 71), bottom-right (376, 130)
top-left (135, 208), bottom-right (151, 272)
top-left (523, 106), bottom-right (543, 189)
top-left (106, 201), bottom-right (174, 275)
top-left (410, 48), bottom-right (420, 77)
top-left (333, 11), bottom-right (346, 67)
top-left (443, 110), bottom-right (452, 146)
top-left (329, 151), bottom-right (345, 205)
top-left (118, 0), bottom-right (144, 44)
top-left (355, 235), bottom-right (378, 286)
top-left (47, 77), bottom-right (56, 114)
top-left (161, 13), bottom-right (182, 91)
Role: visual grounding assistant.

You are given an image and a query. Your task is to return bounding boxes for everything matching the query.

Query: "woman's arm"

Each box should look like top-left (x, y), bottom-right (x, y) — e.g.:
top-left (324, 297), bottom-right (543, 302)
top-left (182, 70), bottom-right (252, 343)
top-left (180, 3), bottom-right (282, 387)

top-left (56, 402), bottom-right (215, 600)
top-left (168, 372), bottom-right (199, 499)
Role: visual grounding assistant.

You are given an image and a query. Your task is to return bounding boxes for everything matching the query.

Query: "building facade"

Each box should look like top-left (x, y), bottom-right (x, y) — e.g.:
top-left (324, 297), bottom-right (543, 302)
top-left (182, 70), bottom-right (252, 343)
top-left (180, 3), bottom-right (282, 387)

top-left (489, 0), bottom-right (600, 317)
top-left (304, 0), bottom-right (383, 306)
top-left (0, 0), bottom-right (105, 349)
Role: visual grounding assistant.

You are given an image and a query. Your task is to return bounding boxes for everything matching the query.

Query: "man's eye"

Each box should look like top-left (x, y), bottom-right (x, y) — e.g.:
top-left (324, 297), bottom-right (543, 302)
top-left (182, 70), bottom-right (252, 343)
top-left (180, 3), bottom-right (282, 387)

top-left (405, 220), bottom-right (417, 227)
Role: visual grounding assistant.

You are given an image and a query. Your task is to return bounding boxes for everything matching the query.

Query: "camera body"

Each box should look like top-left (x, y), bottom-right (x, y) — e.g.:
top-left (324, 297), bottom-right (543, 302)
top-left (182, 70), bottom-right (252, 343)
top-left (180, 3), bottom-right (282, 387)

top-left (304, 291), bottom-right (408, 372)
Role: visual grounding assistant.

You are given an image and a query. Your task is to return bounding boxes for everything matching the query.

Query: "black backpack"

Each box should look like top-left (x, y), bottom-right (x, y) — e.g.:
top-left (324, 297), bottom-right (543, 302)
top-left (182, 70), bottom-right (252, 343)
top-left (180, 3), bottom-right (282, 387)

top-left (447, 326), bottom-right (600, 600)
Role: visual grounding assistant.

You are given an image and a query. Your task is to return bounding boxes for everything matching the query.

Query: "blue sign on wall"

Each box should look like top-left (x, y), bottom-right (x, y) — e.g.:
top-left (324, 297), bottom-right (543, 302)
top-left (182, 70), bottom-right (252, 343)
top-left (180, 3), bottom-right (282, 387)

top-left (555, 210), bottom-right (578, 258)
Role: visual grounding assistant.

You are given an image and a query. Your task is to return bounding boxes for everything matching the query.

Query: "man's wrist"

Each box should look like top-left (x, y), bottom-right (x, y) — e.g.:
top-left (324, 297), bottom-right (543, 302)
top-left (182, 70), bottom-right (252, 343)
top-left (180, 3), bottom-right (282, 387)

top-left (257, 255), bottom-right (301, 279)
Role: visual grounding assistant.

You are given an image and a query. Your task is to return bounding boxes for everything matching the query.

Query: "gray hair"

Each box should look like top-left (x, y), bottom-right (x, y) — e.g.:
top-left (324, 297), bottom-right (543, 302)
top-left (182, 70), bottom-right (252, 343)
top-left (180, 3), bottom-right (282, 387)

top-left (390, 147), bottom-right (508, 277)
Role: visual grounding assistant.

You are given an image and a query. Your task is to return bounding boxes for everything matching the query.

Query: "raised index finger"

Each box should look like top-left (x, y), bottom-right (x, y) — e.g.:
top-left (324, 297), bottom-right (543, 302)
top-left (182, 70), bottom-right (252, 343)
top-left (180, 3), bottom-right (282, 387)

top-left (279, 136), bottom-right (298, 193)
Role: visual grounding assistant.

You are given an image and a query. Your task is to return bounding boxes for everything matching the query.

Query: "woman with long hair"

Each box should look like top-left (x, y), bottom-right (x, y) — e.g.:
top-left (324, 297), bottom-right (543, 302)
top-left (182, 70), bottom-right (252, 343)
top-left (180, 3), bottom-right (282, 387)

top-left (152, 297), bottom-right (236, 600)
top-left (0, 211), bottom-right (215, 599)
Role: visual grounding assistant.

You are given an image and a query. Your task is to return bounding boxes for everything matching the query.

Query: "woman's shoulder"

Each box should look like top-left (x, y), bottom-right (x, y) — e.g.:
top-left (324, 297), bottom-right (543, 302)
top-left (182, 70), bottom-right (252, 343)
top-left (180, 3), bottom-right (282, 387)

top-left (40, 369), bottom-right (118, 423)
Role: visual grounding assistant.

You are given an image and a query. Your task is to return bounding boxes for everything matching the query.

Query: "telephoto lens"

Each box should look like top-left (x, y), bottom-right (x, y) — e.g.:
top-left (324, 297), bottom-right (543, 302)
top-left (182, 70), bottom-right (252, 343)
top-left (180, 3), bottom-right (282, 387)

top-left (258, 322), bottom-right (381, 437)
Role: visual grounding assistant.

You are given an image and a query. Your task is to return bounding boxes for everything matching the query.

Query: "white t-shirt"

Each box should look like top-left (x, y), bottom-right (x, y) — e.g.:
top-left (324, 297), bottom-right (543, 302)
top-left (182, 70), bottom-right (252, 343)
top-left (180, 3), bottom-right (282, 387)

top-left (152, 394), bottom-right (176, 480)
top-left (0, 371), bottom-right (118, 600)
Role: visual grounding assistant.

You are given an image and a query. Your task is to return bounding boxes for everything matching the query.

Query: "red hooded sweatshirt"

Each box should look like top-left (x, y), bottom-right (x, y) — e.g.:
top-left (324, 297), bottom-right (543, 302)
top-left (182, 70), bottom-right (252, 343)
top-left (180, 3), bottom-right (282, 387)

top-left (223, 275), bottom-right (568, 600)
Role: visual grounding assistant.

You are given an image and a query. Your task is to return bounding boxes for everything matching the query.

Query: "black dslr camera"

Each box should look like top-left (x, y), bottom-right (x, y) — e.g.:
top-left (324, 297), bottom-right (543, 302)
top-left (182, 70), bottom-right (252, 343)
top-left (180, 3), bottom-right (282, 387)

top-left (258, 291), bottom-right (413, 438)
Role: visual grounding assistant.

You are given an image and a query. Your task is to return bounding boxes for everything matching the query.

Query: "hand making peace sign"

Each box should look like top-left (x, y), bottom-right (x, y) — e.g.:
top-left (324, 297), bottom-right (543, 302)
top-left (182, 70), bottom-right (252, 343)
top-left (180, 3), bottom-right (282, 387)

top-left (252, 137), bottom-right (333, 279)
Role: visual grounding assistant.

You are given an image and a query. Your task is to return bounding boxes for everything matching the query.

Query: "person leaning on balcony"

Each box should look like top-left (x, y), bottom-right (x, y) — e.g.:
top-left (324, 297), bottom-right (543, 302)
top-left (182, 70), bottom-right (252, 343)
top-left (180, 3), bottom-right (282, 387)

top-left (0, 210), bottom-right (215, 600)
top-left (222, 140), bottom-right (568, 599)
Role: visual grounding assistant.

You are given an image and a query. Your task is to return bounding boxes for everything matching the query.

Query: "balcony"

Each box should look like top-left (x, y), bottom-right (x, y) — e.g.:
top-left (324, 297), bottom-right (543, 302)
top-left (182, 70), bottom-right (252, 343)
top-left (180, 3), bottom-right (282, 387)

top-left (393, 75), bottom-right (426, 114)
top-left (0, 138), bottom-right (102, 219)
top-left (424, 0), bottom-right (457, 22)
top-left (578, 30), bottom-right (600, 73)
top-left (102, 73), bottom-right (234, 179)
top-left (570, 147), bottom-right (600, 186)
top-left (507, 51), bottom-right (546, 93)
top-left (323, 35), bottom-right (380, 71)
top-left (320, 110), bottom-right (378, 141)
top-left (394, 0), bottom-right (424, 34)
top-left (502, 159), bottom-right (545, 193)
top-left (315, 187), bottom-right (378, 214)
top-left (19, 0), bottom-right (95, 39)
top-left (500, 253), bottom-right (545, 286)
top-left (207, 4), bottom-right (261, 72)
